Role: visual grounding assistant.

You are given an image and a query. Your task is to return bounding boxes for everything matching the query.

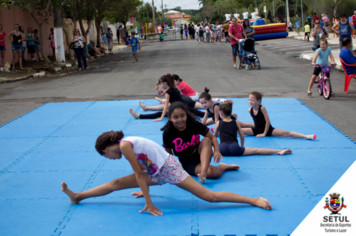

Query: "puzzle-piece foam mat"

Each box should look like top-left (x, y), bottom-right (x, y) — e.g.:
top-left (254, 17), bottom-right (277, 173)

top-left (0, 98), bottom-right (355, 236)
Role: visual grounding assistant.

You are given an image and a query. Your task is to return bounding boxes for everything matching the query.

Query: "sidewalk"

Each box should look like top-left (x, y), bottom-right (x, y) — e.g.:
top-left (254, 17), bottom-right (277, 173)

top-left (288, 31), bottom-right (356, 72)
top-left (0, 43), bottom-right (128, 83)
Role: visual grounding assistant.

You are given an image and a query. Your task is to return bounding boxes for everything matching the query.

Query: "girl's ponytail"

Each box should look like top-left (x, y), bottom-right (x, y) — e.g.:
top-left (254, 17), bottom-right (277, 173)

top-left (199, 87), bottom-right (212, 100)
top-left (172, 74), bottom-right (182, 82)
top-left (219, 101), bottom-right (233, 116)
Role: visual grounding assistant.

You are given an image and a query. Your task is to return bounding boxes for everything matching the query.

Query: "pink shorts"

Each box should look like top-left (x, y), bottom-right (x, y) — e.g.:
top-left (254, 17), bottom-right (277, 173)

top-left (50, 41), bottom-right (55, 48)
top-left (148, 155), bottom-right (189, 185)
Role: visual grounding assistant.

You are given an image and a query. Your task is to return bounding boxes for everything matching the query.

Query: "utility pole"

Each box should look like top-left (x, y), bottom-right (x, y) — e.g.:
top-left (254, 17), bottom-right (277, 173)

top-left (301, 0), bottom-right (304, 29)
top-left (273, 0), bottom-right (275, 19)
top-left (152, 0), bottom-right (156, 25)
top-left (53, 6), bottom-right (66, 63)
top-left (286, 0), bottom-right (290, 23)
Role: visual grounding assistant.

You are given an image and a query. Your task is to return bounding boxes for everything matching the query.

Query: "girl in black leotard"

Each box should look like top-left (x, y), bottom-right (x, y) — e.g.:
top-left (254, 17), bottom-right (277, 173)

top-left (215, 101), bottom-right (292, 156)
top-left (129, 74), bottom-right (209, 120)
top-left (199, 87), bottom-right (236, 126)
top-left (242, 91), bottom-right (317, 140)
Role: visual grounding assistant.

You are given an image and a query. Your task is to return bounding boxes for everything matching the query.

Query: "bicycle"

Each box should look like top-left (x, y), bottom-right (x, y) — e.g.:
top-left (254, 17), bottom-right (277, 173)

top-left (312, 63), bottom-right (335, 100)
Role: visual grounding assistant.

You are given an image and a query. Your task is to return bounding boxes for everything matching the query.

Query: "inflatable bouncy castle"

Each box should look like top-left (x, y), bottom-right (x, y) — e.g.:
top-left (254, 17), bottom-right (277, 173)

top-left (251, 18), bottom-right (288, 40)
top-left (253, 23), bottom-right (288, 40)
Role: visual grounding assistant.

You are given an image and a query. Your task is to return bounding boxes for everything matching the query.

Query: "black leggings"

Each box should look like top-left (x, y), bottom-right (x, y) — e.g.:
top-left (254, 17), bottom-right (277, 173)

top-left (139, 107), bottom-right (208, 119)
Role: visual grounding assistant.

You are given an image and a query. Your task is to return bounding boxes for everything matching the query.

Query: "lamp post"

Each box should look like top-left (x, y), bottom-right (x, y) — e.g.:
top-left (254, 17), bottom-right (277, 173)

top-left (286, 0), bottom-right (290, 23)
top-left (301, 0), bottom-right (304, 29)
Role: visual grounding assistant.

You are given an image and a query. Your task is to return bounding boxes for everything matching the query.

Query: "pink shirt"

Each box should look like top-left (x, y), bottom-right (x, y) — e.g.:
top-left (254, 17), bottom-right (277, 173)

top-left (178, 81), bottom-right (196, 96)
top-left (352, 15), bottom-right (356, 25)
top-left (228, 24), bottom-right (244, 46)
top-left (0, 32), bottom-right (6, 46)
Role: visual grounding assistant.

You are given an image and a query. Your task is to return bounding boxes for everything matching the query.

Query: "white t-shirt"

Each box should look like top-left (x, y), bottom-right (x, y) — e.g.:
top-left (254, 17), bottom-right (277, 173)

top-left (205, 26), bottom-right (209, 33)
top-left (122, 136), bottom-right (169, 176)
top-left (225, 14), bottom-right (231, 21)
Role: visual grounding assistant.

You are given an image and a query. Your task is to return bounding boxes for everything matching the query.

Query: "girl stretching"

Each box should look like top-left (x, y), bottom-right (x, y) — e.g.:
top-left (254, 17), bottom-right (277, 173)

top-left (161, 102), bottom-right (239, 184)
top-left (215, 101), bottom-right (292, 156)
top-left (61, 131), bottom-right (272, 216)
top-left (199, 87), bottom-right (237, 126)
top-left (129, 75), bottom-right (207, 120)
top-left (172, 74), bottom-right (228, 103)
top-left (139, 82), bottom-right (206, 111)
top-left (242, 91), bottom-right (317, 140)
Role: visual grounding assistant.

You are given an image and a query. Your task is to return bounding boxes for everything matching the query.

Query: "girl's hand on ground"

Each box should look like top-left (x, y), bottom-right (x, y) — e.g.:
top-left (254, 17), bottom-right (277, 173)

top-left (140, 203), bottom-right (163, 216)
top-left (153, 118), bottom-right (163, 122)
top-left (213, 152), bottom-right (223, 163)
top-left (131, 191), bottom-right (144, 198)
top-left (256, 134), bottom-right (266, 138)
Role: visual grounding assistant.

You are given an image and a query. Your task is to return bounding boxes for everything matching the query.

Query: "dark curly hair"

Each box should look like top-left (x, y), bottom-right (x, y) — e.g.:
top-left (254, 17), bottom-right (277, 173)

top-left (95, 130), bottom-right (124, 155)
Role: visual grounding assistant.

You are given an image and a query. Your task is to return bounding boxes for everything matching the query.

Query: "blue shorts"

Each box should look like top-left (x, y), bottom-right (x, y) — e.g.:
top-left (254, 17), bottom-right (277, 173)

top-left (232, 44), bottom-right (239, 57)
top-left (353, 25), bottom-right (356, 30)
top-left (132, 48), bottom-right (137, 56)
top-left (220, 142), bottom-right (245, 156)
top-left (0, 46), bottom-right (5, 51)
top-left (12, 44), bottom-right (23, 52)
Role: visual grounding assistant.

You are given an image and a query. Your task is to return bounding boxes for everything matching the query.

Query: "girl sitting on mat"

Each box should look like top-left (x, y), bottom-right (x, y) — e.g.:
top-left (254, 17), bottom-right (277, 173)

top-left (172, 74), bottom-right (228, 103)
top-left (215, 101), bottom-right (292, 156)
top-left (129, 74), bottom-right (207, 120)
top-left (199, 87), bottom-right (237, 126)
top-left (241, 91), bottom-right (317, 140)
top-left (161, 102), bottom-right (239, 183)
top-left (61, 131), bottom-right (272, 216)
top-left (139, 82), bottom-right (206, 111)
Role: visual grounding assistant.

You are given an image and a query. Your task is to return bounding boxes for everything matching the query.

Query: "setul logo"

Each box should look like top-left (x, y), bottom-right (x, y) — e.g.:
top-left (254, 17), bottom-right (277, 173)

top-left (324, 193), bottom-right (347, 215)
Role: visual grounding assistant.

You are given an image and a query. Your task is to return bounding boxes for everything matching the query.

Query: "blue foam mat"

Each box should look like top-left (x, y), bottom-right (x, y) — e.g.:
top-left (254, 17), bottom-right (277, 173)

top-left (0, 98), bottom-right (355, 236)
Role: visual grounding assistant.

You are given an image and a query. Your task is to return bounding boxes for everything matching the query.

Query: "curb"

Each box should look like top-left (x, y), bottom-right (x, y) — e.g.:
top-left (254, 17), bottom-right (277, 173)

top-left (1, 63), bottom-right (74, 83)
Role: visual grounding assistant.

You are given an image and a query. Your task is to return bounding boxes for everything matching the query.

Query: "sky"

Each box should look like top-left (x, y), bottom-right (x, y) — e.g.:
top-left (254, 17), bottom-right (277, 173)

top-left (143, 0), bottom-right (200, 10)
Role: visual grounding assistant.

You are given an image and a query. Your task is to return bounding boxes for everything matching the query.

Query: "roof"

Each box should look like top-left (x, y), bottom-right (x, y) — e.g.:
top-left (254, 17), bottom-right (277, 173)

top-left (165, 10), bottom-right (180, 15)
top-left (165, 13), bottom-right (190, 19)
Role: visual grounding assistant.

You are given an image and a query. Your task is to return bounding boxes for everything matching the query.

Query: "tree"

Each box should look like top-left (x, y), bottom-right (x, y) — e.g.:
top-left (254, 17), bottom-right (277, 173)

top-left (202, 2), bottom-right (216, 22)
top-left (105, 0), bottom-right (143, 27)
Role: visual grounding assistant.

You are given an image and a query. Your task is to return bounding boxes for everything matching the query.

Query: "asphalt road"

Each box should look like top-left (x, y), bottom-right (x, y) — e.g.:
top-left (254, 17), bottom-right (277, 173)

top-left (0, 37), bottom-right (355, 140)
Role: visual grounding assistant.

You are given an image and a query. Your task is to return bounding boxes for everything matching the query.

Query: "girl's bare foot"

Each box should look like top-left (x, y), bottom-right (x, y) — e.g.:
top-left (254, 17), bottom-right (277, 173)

top-left (253, 197), bottom-right (272, 210)
top-left (278, 149), bottom-right (292, 155)
top-left (197, 173), bottom-right (207, 183)
top-left (129, 108), bottom-right (139, 119)
top-left (138, 101), bottom-right (147, 111)
top-left (219, 163), bottom-right (240, 171)
top-left (19, 67), bottom-right (24, 70)
top-left (61, 182), bottom-right (80, 204)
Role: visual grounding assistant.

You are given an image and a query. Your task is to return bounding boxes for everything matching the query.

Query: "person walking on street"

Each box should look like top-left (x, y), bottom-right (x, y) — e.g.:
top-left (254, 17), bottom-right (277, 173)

top-left (333, 15), bottom-right (339, 38)
top-left (71, 29), bottom-right (87, 71)
top-left (205, 24), bottom-right (210, 43)
top-left (223, 21), bottom-right (230, 43)
top-left (312, 13), bottom-right (320, 28)
top-left (352, 11), bottom-right (356, 39)
top-left (8, 24), bottom-right (23, 70)
top-left (106, 28), bottom-right (114, 54)
top-left (304, 22), bottom-right (311, 41)
top-left (180, 24), bottom-right (183, 40)
top-left (119, 25), bottom-right (126, 45)
top-left (228, 18), bottom-right (247, 69)
top-left (311, 19), bottom-right (328, 51)
top-left (332, 13), bottom-right (355, 50)
top-left (101, 27), bottom-right (107, 46)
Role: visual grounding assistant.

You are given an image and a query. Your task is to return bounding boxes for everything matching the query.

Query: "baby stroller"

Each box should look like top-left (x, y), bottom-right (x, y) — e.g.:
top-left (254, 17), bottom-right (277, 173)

top-left (238, 38), bottom-right (261, 70)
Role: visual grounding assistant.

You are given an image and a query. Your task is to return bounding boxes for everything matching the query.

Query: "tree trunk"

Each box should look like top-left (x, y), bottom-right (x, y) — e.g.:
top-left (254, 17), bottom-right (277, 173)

top-left (53, 6), bottom-right (66, 63)
top-left (95, 18), bottom-right (102, 45)
top-left (79, 19), bottom-right (90, 57)
top-left (29, 1), bottom-right (52, 65)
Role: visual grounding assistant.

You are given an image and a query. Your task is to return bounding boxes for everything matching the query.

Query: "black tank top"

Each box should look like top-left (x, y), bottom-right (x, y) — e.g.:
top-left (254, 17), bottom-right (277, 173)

top-left (207, 103), bottom-right (220, 121)
top-left (12, 32), bottom-right (22, 45)
top-left (218, 120), bottom-right (238, 143)
top-left (166, 88), bottom-right (183, 104)
top-left (250, 105), bottom-right (272, 130)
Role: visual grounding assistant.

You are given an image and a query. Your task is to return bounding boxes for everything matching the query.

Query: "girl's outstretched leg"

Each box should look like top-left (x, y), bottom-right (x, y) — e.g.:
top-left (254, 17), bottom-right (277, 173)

top-left (139, 101), bottom-right (164, 111)
top-left (243, 147), bottom-right (292, 156)
top-left (196, 138), bottom-right (239, 183)
top-left (176, 176), bottom-right (272, 210)
top-left (61, 173), bottom-right (158, 204)
top-left (129, 108), bottom-right (140, 119)
top-left (242, 128), bottom-right (255, 136)
top-left (272, 128), bottom-right (316, 140)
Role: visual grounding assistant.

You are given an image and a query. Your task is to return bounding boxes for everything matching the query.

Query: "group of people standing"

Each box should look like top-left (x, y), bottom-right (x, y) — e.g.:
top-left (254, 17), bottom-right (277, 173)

top-left (0, 24), bottom-right (56, 71)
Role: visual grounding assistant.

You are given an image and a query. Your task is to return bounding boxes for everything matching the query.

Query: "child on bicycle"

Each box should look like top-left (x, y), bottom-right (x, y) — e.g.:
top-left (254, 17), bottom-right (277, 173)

top-left (308, 38), bottom-right (336, 97)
